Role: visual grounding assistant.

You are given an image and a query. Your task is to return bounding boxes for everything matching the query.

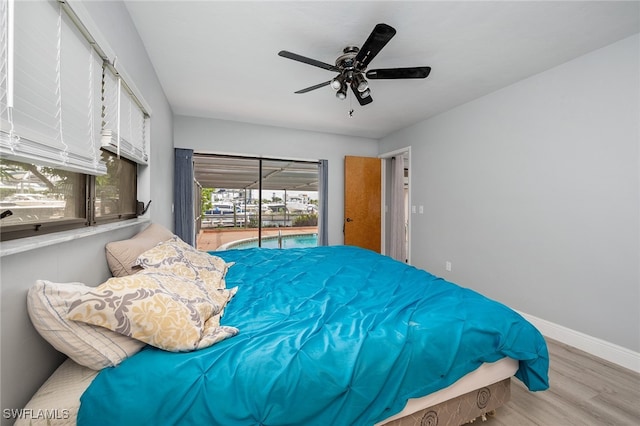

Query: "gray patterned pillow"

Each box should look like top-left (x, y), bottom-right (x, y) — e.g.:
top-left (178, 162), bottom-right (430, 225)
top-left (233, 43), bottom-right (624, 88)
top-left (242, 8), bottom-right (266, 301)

top-left (134, 236), bottom-right (230, 290)
top-left (67, 270), bottom-right (238, 352)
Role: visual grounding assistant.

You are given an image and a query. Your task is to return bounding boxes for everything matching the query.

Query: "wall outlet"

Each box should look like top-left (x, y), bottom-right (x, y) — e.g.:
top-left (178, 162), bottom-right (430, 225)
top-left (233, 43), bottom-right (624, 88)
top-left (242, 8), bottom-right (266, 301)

top-left (445, 261), bottom-right (452, 272)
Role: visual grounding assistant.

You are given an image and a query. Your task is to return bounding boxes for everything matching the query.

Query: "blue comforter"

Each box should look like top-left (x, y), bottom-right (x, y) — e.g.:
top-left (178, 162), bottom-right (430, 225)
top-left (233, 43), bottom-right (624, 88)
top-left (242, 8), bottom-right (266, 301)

top-left (78, 246), bottom-right (548, 425)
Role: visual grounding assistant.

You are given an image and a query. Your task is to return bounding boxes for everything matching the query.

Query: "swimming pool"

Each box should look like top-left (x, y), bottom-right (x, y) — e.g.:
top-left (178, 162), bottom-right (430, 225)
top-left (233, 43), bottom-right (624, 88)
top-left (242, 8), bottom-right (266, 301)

top-left (217, 233), bottom-right (318, 250)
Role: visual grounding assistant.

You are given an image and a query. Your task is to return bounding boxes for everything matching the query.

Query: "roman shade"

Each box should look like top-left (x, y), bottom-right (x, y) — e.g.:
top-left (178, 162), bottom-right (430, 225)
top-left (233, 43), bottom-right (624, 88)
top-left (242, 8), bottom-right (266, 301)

top-left (101, 66), bottom-right (149, 165)
top-left (0, 0), bottom-right (8, 137)
top-left (0, 0), bottom-right (106, 175)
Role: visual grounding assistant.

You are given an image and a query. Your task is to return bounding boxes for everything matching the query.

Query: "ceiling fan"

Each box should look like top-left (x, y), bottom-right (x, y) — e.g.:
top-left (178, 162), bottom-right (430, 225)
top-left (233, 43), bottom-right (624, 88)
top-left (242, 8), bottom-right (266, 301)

top-left (278, 23), bottom-right (431, 106)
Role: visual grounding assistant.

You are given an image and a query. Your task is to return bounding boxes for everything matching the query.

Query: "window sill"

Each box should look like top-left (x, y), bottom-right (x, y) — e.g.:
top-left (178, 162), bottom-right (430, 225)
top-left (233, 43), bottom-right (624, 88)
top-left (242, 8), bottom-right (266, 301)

top-left (0, 218), bottom-right (150, 257)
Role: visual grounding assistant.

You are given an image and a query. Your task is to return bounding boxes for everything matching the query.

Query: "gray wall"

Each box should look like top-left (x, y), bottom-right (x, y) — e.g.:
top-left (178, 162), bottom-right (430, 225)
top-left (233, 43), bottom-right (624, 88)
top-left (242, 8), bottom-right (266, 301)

top-left (174, 116), bottom-right (379, 246)
top-left (379, 34), bottom-right (640, 352)
top-left (0, 0), bottom-right (174, 418)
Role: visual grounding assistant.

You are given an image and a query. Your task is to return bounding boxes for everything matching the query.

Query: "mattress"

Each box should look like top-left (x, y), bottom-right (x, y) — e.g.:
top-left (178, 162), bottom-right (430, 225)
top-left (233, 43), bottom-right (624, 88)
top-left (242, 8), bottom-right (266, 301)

top-left (15, 359), bottom-right (98, 426)
top-left (18, 357), bottom-right (516, 426)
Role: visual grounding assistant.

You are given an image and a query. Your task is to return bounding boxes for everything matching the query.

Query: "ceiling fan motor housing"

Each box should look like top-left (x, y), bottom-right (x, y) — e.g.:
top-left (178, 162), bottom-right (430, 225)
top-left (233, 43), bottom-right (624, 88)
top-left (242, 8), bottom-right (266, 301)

top-left (336, 46), bottom-right (360, 70)
top-left (333, 46), bottom-right (369, 98)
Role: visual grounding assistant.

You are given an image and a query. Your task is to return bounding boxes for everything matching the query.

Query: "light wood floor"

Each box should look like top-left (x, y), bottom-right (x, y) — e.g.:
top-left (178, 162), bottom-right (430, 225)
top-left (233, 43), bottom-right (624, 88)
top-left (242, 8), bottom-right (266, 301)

top-left (484, 338), bottom-right (640, 425)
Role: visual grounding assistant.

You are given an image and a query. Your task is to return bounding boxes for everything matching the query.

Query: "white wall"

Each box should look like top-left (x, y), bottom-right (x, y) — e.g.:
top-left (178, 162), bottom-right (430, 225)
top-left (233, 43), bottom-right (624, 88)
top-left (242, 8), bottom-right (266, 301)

top-left (379, 34), bottom-right (640, 353)
top-left (174, 116), bottom-right (379, 246)
top-left (0, 1), bottom-right (174, 419)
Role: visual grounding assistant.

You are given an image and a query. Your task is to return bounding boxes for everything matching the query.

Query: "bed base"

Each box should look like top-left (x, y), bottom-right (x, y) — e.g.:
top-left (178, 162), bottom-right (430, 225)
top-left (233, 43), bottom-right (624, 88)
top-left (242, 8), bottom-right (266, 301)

top-left (381, 378), bottom-right (511, 426)
top-left (17, 360), bottom-right (511, 426)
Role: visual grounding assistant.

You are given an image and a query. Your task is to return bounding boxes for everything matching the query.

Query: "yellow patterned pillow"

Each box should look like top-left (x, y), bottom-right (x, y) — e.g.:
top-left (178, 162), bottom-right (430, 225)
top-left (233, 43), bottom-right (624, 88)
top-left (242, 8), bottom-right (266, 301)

top-left (66, 270), bottom-right (238, 352)
top-left (135, 236), bottom-right (230, 290)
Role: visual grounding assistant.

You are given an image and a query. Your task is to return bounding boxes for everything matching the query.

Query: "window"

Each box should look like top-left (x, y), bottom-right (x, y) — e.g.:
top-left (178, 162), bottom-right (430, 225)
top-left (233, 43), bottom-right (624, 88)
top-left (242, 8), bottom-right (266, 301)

top-left (192, 154), bottom-right (322, 250)
top-left (0, 151), bottom-right (136, 241)
top-left (0, 0), bottom-right (149, 241)
top-left (0, 159), bottom-right (86, 239)
top-left (94, 151), bottom-right (137, 222)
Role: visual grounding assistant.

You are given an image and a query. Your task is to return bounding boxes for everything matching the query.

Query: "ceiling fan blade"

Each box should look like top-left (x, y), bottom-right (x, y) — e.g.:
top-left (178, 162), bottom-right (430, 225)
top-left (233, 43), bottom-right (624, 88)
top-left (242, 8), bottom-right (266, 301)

top-left (278, 50), bottom-right (340, 72)
top-left (355, 23), bottom-right (396, 70)
top-left (351, 84), bottom-right (373, 106)
top-left (366, 66), bottom-right (431, 79)
top-left (295, 80), bottom-right (332, 94)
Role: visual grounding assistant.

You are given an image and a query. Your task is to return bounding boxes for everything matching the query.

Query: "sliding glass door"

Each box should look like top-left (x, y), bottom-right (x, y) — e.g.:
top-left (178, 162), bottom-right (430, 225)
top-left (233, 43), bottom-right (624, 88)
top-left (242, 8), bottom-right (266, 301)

top-left (193, 154), bottom-right (321, 251)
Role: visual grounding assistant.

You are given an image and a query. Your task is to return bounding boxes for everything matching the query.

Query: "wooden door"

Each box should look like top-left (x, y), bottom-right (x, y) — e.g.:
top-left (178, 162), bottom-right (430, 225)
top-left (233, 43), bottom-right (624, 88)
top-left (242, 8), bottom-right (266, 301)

top-left (344, 156), bottom-right (381, 252)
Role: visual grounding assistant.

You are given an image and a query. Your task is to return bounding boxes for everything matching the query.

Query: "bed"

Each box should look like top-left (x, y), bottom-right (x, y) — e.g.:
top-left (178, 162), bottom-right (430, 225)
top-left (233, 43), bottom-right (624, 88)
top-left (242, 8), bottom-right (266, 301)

top-left (21, 227), bottom-right (549, 426)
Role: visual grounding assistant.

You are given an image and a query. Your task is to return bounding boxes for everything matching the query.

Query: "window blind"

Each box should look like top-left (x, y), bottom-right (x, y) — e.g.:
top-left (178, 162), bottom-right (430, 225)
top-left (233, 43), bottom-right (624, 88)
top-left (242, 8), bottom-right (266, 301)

top-left (60, 8), bottom-right (105, 173)
top-left (0, 0), bottom-right (106, 175)
top-left (101, 66), bottom-right (148, 165)
top-left (0, 0), bottom-right (9, 137)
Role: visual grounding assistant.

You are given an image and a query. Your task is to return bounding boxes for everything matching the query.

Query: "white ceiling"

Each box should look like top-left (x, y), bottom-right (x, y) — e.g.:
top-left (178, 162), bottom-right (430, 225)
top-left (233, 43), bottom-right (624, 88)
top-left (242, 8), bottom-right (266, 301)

top-left (124, 1), bottom-right (639, 140)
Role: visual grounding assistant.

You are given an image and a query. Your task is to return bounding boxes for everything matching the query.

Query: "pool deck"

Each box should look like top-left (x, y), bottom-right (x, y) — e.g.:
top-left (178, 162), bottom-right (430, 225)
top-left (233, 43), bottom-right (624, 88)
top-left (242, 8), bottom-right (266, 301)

top-left (197, 226), bottom-right (318, 251)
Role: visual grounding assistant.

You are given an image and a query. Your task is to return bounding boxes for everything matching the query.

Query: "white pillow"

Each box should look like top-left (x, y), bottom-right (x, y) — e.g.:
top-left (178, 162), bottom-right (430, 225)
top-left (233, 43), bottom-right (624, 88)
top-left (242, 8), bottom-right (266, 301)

top-left (27, 280), bottom-right (146, 370)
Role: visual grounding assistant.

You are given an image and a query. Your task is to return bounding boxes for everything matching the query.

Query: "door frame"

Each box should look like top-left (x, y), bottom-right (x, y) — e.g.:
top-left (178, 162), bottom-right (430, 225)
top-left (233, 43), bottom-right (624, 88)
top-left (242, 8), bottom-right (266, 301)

top-left (379, 146), bottom-right (411, 264)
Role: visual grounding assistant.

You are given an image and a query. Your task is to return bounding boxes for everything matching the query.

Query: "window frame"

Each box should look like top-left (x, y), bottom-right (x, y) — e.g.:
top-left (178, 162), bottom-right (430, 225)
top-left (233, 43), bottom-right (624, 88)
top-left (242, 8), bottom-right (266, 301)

top-left (0, 151), bottom-right (138, 242)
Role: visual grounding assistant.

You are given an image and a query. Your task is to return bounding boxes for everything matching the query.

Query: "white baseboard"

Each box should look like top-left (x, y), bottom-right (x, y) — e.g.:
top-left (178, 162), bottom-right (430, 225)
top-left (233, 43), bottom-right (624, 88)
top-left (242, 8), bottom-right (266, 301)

top-left (518, 311), bottom-right (640, 374)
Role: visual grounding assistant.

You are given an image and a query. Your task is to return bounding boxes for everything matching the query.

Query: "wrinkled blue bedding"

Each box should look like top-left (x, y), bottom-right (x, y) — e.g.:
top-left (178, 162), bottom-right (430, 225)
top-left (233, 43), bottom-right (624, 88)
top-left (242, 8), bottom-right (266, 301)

top-left (78, 246), bottom-right (548, 425)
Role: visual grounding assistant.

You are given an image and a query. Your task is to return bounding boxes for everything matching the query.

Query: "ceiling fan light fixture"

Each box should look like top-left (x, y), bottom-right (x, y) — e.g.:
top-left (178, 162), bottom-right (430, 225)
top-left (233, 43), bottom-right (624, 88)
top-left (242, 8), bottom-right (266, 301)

top-left (354, 73), bottom-right (368, 92)
top-left (360, 88), bottom-right (371, 98)
top-left (336, 85), bottom-right (347, 100)
top-left (330, 76), bottom-right (343, 90)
